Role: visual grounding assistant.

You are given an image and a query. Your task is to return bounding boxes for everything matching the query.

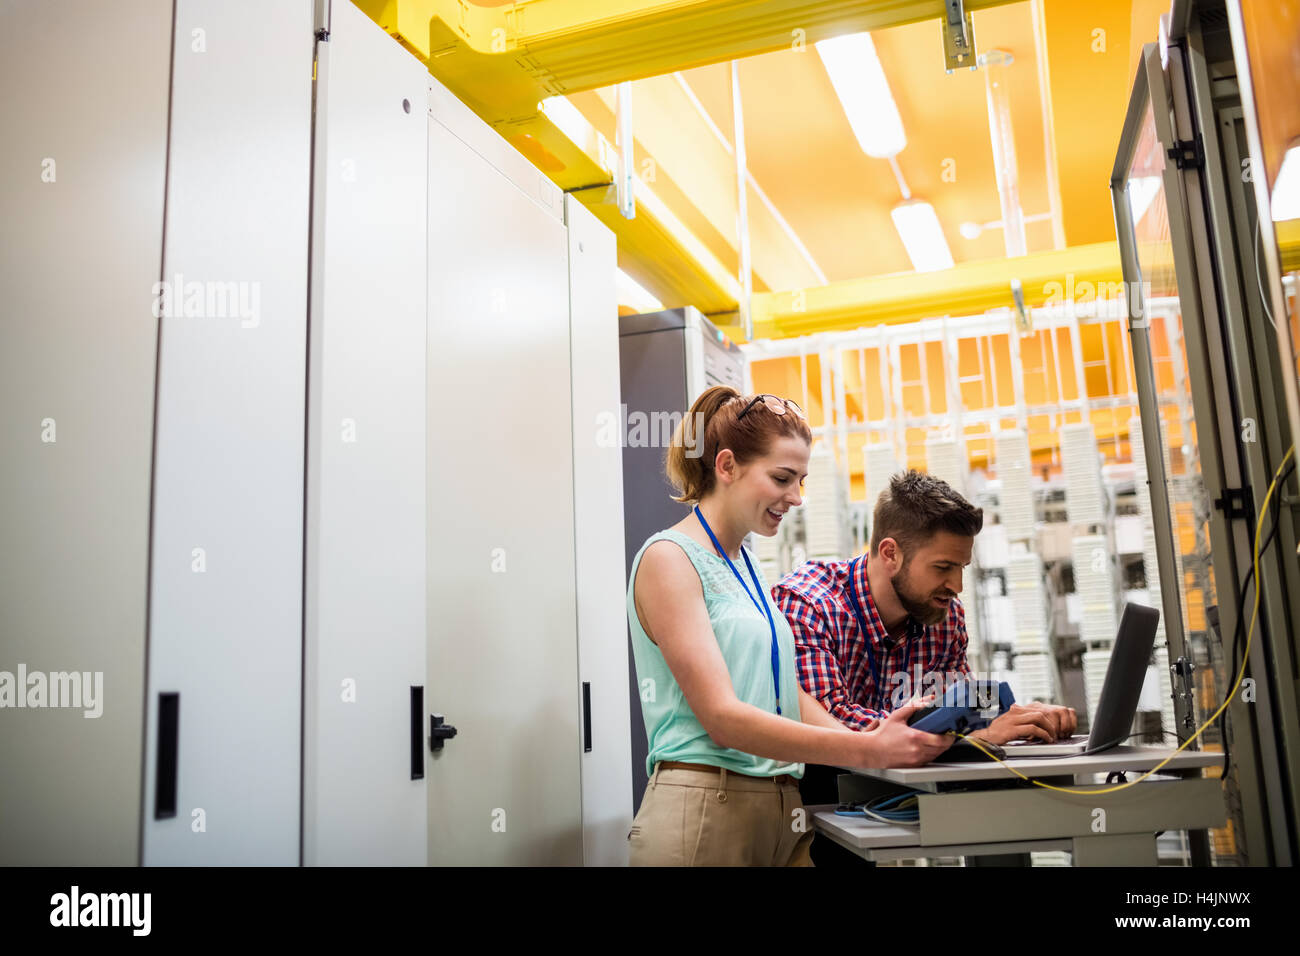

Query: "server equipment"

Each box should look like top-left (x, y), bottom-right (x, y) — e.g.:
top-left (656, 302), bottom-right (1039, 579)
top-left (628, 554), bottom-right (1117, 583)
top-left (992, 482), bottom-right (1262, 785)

top-left (619, 307), bottom-right (745, 811)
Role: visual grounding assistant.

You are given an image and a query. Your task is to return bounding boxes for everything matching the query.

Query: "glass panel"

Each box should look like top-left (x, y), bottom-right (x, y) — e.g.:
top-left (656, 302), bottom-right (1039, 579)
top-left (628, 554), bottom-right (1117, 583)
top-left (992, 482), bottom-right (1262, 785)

top-left (1124, 101), bottom-right (1220, 751)
top-left (1237, 2), bottom-right (1300, 426)
top-left (1269, 149), bottom-right (1300, 402)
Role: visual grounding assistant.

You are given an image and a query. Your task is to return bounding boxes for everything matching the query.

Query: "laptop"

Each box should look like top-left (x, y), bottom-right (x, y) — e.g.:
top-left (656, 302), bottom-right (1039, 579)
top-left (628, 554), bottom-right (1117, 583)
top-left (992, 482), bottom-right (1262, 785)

top-left (1001, 602), bottom-right (1161, 758)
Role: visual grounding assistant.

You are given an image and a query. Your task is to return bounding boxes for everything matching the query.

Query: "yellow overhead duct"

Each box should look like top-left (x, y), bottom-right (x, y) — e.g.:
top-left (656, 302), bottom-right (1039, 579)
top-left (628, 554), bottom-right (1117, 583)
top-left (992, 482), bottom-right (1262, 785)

top-left (353, 3), bottom-right (1148, 346)
top-left (359, 1), bottom-right (1019, 122)
top-left (354, 0), bottom-right (1022, 316)
top-left (746, 240), bottom-right (1124, 339)
top-left (543, 89), bottom-right (742, 312)
top-left (358, 0), bottom-right (1020, 184)
top-left (571, 181), bottom-right (742, 315)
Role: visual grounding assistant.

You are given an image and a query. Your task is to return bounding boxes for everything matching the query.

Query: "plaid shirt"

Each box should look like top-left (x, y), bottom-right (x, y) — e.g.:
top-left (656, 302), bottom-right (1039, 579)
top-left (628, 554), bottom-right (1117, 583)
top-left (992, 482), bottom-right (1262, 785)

top-left (773, 559), bottom-right (970, 731)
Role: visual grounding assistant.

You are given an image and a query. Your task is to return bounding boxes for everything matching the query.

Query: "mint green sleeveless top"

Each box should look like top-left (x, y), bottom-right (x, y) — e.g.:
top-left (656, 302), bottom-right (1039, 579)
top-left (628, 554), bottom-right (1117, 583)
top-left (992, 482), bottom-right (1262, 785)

top-left (626, 528), bottom-right (803, 780)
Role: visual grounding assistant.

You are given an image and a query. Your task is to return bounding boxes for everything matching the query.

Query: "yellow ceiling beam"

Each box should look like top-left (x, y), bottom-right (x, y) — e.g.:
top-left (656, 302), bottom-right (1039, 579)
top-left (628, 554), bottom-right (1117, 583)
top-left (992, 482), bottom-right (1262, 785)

top-left (353, 1), bottom-right (1024, 197)
top-left (586, 79), bottom-right (826, 295)
top-left (572, 182), bottom-right (742, 315)
top-left (351, 2), bottom-right (1155, 336)
top-left (587, 80), bottom-right (742, 274)
top-left (539, 86), bottom-right (742, 312)
top-left (748, 241), bottom-right (1122, 339)
top-left (357, 1), bottom-right (1021, 121)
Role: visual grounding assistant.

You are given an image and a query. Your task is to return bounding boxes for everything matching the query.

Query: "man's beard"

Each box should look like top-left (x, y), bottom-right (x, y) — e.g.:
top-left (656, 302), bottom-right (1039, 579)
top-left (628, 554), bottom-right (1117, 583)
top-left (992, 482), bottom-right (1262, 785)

top-left (891, 560), bottom-right (953, 627)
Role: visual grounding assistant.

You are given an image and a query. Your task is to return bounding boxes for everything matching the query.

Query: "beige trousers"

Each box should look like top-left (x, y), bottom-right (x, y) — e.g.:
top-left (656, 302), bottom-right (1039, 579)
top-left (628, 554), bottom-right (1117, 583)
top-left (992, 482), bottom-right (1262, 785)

top-left (627, 764), bottom-right (815, 866)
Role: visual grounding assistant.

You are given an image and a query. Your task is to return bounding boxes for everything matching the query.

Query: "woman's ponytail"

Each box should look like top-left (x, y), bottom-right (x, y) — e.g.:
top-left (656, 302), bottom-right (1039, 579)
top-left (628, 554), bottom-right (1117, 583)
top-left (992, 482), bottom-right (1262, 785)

top-left (665, 385), bottom-right (739, 504)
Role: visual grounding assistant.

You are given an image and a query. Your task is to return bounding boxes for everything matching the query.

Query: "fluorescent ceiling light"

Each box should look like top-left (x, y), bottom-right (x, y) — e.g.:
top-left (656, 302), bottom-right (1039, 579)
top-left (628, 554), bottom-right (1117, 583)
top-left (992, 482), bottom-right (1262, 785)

top-left (617, 269), bottom-right (663, 314)
top-left (1271, 145), bottom-right (1300, 222)
top-left (891, 200), bottom-right (954, 272)
top-left (815, 32), bottom-right (906, 159)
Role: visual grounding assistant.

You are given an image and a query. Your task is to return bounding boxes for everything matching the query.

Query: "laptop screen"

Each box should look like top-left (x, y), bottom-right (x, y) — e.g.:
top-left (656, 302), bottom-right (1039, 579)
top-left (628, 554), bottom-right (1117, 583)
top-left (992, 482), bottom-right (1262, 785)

top-left (1086, 602), bottom-right (1162, 751)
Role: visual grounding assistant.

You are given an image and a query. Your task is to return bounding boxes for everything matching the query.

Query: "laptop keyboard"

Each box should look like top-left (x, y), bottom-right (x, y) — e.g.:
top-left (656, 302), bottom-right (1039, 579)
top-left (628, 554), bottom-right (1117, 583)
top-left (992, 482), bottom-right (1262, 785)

top-left (1005, 735), bottom-right (1088, 747)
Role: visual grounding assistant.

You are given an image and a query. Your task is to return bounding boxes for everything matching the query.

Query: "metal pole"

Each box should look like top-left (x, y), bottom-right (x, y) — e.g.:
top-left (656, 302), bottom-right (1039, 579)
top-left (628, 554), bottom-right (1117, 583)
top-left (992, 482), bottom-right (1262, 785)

top-left (1111, 180), bottom-right (1192, 681)
top-left (799, 346), bottom-right (809, 418)
top-left (833, 345), bottom-right (849, 466)
top-left (889, 337), bottom-right (905, 464)
top-left (980, 50), bottom-right (1028, 258)
top-left (943, 319), bottom-right (964, 453)
top-left (1006, 313), bottom-right (1029, 432)
top-left (858, 346), bottom-right (868, 428)
top-left (919, 325), bottom-right (933, 422)
top-left (615, 82), bottom-right (634, 220)
top-left (731, 61), bottom-right (753, 341)
top-left (1049, 324), bottom-right (1068, 468)
top-left (820, 336), bottom-right (835, 457)
top-left (878, 330), bottom-right (891, 450)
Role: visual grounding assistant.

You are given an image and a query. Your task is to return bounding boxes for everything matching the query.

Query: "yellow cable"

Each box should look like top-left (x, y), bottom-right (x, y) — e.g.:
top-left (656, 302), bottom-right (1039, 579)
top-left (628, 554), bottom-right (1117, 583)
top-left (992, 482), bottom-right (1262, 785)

top-left (950, 446), bottom-right (1295, 797)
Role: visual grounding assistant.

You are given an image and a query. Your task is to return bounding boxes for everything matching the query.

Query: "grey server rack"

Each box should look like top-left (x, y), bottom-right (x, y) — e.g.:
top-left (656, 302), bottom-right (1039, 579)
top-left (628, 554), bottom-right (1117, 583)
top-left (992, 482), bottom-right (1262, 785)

top-left (618, 307), bottom-right (745, 812)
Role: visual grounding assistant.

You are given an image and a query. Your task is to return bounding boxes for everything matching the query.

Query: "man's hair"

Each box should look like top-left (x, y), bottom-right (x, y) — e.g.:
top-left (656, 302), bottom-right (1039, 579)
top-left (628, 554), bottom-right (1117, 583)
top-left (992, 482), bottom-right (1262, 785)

top-left (870, 470), bottom-right (983, 558)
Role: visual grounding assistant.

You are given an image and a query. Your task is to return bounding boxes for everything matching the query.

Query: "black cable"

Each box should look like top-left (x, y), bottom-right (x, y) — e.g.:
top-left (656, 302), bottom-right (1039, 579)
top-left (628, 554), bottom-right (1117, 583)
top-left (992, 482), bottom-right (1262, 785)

top-left (1221, 461), bottom-right (1294, 777)
top-left (1216, 459), bottom-right (1295, 783)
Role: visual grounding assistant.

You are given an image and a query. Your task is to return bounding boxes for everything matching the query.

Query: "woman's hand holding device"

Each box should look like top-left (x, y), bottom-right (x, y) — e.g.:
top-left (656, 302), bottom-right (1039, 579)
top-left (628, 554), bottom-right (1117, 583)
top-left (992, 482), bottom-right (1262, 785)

top-left (855, 698), bottom-right (954, 768)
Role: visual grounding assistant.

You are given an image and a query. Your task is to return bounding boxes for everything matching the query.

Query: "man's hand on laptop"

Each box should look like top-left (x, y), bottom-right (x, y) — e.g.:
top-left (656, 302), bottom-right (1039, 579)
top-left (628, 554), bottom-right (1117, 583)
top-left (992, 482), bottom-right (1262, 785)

top-left (970, 702), bottom-right (1078, 745)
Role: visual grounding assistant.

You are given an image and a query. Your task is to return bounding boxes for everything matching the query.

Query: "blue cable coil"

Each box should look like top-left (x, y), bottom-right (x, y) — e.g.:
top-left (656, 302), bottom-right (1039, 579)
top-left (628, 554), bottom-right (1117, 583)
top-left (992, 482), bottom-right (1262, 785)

top-left (834, 790), bottom-right (921, 825)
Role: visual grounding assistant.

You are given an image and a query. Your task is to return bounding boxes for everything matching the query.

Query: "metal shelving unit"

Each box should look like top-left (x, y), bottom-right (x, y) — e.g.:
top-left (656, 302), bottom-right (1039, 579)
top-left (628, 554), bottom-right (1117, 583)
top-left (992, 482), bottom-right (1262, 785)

top-left (743, 298), bottom-right (1194, 740)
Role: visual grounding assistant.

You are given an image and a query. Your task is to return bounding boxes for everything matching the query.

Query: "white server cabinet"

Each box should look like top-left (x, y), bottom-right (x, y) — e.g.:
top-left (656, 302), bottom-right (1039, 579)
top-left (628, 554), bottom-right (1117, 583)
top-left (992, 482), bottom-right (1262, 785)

top-left (866, 443), bottom-right (903, 510)
top-left (565, 194), bottom-right (634, 865)
top-left (995, 429), bottom-right (1035, 541)
top-left (0, 0), bottom-right (172, 865)
top-left (924, 437), bottom-right (965, 496)
top-left (303, 0), bottom-right (430, 865)
top-left (142, 0), bottom-right (313, 865)
top-left (1060, 423), bottom-right (1105, 525)
top-left (803, 445), bottom-right (850, 559)
top-left (424, 73), bottom-right (585, 865)
top-left (3, 0), bottom-right (624, 867)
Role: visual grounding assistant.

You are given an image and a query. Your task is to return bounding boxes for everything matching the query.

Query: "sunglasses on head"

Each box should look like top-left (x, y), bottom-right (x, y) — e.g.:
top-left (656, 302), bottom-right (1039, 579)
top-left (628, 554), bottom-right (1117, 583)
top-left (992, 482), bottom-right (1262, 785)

top-left (735, 394), bottom-right (806, 421)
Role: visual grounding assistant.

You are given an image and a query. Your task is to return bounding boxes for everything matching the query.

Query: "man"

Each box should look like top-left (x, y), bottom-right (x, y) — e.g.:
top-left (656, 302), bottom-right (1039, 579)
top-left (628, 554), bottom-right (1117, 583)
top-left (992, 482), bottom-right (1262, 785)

top-left (773, 469), bottom-right (1077, 866)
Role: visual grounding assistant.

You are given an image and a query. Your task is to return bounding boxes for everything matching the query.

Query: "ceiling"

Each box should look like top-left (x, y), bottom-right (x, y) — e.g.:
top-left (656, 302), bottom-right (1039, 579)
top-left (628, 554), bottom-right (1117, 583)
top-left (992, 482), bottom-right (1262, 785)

top-left (564, 0), bottom-right (1169, 303)
top-left (356, 0), bottom-right (1173, 326)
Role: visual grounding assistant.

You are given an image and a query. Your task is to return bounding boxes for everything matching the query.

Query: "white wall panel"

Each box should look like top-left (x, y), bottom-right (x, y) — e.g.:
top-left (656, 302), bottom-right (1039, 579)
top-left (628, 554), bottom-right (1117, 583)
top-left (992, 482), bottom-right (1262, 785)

top-left (142, 0), bottom-right (313, 865)
top-left (303, 0), bottom-right (429, 866)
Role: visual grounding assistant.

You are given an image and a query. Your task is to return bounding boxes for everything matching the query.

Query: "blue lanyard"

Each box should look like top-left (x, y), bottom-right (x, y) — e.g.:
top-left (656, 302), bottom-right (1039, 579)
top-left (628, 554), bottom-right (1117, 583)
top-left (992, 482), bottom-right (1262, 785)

top-left (693, 506), bottom-right (782, 716)
top-left (845, 557), bottom-right (915, 708)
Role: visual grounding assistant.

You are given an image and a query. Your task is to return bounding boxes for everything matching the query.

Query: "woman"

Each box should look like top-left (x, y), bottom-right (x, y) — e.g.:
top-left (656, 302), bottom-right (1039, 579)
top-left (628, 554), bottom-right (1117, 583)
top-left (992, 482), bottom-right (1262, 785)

top-left (626, 385), bottom-right (953, 866)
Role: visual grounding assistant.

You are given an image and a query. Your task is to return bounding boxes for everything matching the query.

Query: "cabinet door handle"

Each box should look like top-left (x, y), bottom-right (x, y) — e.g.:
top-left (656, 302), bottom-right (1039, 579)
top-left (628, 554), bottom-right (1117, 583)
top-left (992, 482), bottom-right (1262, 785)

top-left (583, 681), bottom-right (592, 753)
top-left (410, 686), bottom-right (424, 780)
top-left (155, 692), bottom-right (179, 819)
